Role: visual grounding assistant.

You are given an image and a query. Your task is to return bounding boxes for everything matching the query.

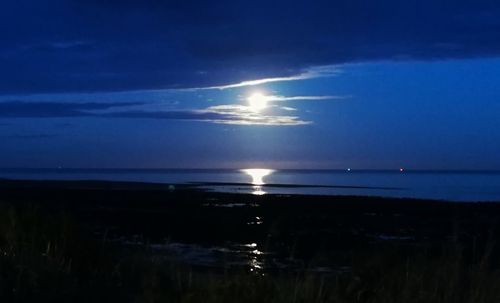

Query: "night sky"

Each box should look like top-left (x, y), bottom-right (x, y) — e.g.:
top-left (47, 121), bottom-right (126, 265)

top-left (1, 0), bottom-right (500, 169)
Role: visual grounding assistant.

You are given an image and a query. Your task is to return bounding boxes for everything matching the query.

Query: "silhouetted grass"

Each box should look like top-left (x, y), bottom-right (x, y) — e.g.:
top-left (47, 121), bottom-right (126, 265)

top-left (2, 204), bottom-right (500, 303)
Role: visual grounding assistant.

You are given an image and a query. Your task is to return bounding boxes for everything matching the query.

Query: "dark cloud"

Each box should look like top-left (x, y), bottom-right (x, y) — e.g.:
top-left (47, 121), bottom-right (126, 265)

top-left (1, 0), bottom-right (500, 94)
top-left (0, 101), bottom-right (142, 117)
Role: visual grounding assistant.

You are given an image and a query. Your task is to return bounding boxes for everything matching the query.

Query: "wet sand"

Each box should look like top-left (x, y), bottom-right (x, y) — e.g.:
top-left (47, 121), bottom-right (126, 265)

top-left (1, 179), bottom-right (500, 272)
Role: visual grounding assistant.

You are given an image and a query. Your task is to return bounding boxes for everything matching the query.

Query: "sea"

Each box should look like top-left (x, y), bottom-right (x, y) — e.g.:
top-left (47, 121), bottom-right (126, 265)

top-left (1, 168), bottom-right (500, 202)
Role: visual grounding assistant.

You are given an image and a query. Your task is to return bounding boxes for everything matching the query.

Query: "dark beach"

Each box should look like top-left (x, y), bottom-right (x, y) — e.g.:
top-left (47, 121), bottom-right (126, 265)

top-left (2, 179), bottom-right (500, 302)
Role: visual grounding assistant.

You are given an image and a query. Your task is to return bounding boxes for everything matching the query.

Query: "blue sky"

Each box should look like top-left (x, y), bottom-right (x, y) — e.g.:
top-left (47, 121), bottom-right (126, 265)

top-left (1, 1), bottom-right (500, 169)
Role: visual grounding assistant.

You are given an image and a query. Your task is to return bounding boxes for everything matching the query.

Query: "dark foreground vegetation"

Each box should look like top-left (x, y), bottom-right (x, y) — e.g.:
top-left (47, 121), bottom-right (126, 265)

top-left (1, 180), bottom-right (500, 302)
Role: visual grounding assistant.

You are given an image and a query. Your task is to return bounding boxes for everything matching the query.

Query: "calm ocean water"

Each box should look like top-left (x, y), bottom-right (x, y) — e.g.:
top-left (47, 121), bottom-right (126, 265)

top-left (1, 168), bottom-right (500, 202)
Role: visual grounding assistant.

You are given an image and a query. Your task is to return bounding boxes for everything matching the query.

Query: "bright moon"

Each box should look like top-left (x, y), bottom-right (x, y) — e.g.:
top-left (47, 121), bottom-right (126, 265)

top-left (247, 92), bottom-right (269, 111)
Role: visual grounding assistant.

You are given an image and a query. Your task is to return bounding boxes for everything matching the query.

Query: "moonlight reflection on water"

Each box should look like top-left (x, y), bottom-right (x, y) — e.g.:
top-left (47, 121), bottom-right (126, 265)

top-left (241, 168), bottom-right (274, 195)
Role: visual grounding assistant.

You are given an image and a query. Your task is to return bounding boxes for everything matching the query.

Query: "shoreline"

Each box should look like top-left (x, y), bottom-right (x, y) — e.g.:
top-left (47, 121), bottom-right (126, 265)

top-left (1, 178), bottom-right (498, 203)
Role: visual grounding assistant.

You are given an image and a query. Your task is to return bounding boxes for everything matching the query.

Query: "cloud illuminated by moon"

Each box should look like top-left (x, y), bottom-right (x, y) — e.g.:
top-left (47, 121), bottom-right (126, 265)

top-left (200, 65), bottom-right (341, 90)
top-left (245, 92), bottom-right (344, 112)
top-left (4, 92), bottom-right (344, 126)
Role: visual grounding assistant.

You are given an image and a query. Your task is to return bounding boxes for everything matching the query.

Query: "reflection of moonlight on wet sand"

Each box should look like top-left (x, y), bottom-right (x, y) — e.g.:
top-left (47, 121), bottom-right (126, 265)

top-left (241, 168), bottom-right (275, 195)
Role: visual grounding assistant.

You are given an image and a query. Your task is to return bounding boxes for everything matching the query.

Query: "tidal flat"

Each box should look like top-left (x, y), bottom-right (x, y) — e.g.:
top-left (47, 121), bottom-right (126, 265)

top-left (1, 179), bottom-right (500, 302)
